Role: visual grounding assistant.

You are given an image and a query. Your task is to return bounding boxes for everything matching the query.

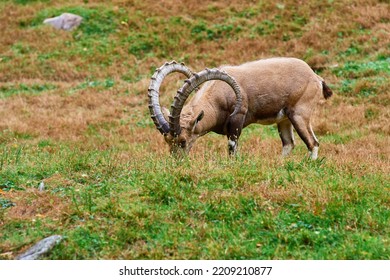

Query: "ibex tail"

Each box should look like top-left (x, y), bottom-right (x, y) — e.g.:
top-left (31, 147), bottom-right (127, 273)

top-left (322, 81), bottom-right (333, 99)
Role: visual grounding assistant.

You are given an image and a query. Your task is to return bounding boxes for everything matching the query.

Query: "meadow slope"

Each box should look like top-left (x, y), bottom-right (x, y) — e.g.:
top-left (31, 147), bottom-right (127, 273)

top-left (0, 0), bottom-right (389, 259)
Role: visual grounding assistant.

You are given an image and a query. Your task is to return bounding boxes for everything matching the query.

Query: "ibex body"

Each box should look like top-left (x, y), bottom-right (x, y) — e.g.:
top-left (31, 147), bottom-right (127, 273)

top-left (148, 57), bottom-right (332, 159)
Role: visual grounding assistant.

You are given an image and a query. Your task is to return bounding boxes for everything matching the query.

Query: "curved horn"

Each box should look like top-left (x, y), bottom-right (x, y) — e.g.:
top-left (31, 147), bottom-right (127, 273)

top-left (170, 68), bottom-right (242, 137)
top-left (148, 61), bottom-right (193, 135)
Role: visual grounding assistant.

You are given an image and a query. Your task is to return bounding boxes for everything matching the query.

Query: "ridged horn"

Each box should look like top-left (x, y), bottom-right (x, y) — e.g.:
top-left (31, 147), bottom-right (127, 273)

top-left (170, 68), bottom-right (242, 137)
top-left (148, 61), bottom-right (193, 135)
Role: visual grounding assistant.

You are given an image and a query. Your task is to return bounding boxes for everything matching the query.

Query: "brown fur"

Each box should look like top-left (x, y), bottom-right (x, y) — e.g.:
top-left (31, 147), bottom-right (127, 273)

top-left (167, 57), bottom-right (333, 158)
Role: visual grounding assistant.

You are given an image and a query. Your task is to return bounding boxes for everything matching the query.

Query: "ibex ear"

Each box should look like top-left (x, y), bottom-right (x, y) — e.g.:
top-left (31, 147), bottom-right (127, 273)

top-left (191, 110), bottom-right (204, 132)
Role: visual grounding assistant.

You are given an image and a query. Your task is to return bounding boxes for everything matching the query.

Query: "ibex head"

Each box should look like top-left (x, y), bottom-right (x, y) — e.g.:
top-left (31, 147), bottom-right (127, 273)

top-left (148, 61), bottom-right (242, 156)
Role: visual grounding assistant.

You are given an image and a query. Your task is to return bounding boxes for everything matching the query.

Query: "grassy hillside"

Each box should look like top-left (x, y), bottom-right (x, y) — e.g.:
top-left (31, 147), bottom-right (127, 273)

top-left (0, 0), bottom-right (389, 259)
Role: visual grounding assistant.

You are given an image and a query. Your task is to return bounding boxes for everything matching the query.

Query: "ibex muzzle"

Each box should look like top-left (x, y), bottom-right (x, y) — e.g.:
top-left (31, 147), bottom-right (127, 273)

top-left (148, 58), bottom-right (333, 159)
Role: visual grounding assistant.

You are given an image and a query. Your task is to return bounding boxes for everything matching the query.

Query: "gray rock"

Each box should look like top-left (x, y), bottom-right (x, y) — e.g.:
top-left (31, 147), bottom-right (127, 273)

top-left (43, 13), bottom-right (82, 31)
top-left (16, 235), bottom-right (63, 260)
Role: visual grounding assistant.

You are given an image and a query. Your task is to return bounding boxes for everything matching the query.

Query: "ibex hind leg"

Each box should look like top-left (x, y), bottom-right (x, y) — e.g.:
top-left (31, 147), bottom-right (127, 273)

top-left (288, 114), bottom-right (319, 160)
top-left (277, 119), bottom-right (295, 157)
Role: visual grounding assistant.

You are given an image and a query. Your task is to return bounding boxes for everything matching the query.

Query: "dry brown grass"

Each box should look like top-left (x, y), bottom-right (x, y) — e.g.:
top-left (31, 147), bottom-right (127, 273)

top-left (4, 187), bottom-right (70, 221)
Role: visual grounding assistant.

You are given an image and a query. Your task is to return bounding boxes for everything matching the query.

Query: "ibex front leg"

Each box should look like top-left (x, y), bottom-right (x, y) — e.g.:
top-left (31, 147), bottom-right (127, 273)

top-left (278, 119), bottom-right (295, 157)
top-left (227, 114), bottom-right (245, 156)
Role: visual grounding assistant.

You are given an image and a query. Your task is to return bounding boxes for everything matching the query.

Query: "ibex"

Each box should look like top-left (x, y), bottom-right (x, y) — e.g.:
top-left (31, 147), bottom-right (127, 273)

top-left (148, 57), bottom-right (333, 159)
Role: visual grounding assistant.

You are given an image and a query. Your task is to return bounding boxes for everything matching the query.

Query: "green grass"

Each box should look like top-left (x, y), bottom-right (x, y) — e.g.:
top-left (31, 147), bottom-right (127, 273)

top-left (331, 56), bottom-right (389, 101)
top-left (0, 0), bottom-right (389, 260)
top-left (27, 6), bottom-right (120, 36)
top-left (0, 83), bottom-right (57, 98)
top-left (0, 142), bottom-right (388, 259)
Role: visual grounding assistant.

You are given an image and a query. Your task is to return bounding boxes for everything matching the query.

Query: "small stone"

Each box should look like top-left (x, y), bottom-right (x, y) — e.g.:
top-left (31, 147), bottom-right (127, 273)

top-left (16, 235), bottom-right (63, 260)
top-left (43, 13), bottom-right (83, 31)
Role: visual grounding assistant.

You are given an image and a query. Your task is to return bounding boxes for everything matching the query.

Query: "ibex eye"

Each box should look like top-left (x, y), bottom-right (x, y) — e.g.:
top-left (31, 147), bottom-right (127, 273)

top-left (179, 140), bottom-right (186, 148)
